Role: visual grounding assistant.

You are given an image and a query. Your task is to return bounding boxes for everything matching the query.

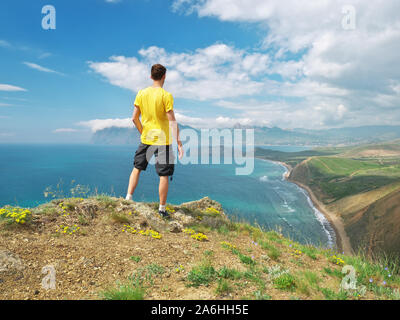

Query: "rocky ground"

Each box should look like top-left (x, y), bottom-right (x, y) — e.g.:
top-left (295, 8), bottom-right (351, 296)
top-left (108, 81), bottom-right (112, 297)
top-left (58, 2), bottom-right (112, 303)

top-left (1, 196), bottom-right (399, 300)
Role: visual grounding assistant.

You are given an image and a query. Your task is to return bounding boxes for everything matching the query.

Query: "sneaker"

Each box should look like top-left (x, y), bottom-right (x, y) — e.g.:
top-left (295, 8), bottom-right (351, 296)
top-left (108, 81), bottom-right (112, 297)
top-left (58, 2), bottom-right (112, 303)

top-left (159, 210), bottom-right (170, 219)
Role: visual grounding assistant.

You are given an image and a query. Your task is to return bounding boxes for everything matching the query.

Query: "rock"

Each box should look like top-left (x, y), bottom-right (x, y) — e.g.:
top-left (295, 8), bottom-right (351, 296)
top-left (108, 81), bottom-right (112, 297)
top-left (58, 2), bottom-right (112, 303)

top-left (173, 211), bottom-right (195, 226)
top-left (168, 221), bottom-right (183, 233)
top-left (0, 250), bottom-right (24, 274)
top-left (179, 196), bottom-right (222, 211)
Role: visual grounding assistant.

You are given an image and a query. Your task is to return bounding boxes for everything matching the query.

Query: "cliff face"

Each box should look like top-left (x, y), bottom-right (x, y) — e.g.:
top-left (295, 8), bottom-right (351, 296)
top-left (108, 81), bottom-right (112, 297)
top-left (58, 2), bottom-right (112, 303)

top-left (289, 157), bottom-right (400, 258)
top-left (346, 188), bottom-right (400, 257)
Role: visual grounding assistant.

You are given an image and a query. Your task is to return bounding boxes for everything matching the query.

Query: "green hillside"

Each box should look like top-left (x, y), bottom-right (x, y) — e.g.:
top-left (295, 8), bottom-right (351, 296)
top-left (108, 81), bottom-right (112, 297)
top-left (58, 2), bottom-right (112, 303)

top-left (255, 139), bottom-right (400, 258)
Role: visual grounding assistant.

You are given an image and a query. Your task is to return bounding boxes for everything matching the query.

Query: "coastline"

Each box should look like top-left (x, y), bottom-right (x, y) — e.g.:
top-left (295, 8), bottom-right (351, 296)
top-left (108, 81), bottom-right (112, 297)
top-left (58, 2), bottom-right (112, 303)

top-left (268, 159), bottom-right (353, 255)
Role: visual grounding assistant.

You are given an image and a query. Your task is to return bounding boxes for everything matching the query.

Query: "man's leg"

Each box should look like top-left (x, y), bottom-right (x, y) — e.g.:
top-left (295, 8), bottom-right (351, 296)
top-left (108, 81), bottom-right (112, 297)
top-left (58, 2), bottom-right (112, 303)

top-left (159, 176), bottom-right (169, 206)
top-left (126, 168), bottom-right (141, 200)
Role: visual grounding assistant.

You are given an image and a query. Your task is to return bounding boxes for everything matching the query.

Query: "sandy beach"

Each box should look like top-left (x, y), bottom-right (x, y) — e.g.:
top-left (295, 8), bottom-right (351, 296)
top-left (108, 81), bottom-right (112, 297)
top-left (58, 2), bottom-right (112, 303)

top-left (270, 160), bottom-right (353, 255)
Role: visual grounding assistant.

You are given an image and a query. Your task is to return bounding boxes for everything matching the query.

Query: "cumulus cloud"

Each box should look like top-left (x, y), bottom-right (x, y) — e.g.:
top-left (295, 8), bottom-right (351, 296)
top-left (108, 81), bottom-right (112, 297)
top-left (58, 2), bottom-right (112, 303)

top-left (78, 112), bottom-right (271, 132)
top-left (88, 43), bottom-right (270, 100)
top-left (77, 118), bottom-right (133, 132)
top-left (171, 0), bottom-right (400, 128)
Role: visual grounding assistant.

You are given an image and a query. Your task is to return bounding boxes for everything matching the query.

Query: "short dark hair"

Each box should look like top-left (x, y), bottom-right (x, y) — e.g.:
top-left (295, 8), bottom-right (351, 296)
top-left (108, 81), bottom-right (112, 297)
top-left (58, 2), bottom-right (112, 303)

top-left (151, 64), bottom-right (167, 80)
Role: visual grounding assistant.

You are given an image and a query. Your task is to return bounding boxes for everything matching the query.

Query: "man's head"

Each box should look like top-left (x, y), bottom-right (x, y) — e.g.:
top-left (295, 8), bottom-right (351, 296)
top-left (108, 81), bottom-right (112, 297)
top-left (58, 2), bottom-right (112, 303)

top-left (151, 64), bottom-right (167, 81)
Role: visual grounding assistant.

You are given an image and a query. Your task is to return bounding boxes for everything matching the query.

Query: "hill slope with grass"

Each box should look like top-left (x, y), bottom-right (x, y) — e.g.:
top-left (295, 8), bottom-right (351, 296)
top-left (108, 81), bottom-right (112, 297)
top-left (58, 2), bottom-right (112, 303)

top-left (1, 196), bottom-right (400, 300)
top-left (256, 139), bottom-right (400, 258)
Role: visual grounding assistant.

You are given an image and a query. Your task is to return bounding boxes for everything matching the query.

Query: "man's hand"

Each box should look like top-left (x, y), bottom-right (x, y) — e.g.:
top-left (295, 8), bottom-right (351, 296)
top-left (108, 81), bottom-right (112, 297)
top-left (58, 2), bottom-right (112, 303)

top-left (177, 140), bottom-right (184, 160)
top-left (166, 110), bottom-right (183, 159)
top-left (132, 105), bottom-right (143, 134)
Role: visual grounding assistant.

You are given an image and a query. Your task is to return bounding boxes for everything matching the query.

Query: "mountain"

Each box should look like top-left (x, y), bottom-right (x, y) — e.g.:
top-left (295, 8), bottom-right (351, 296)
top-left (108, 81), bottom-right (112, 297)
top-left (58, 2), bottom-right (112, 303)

top-left (91, 125), bottom-right (197, 145)
top-left (91, 124), bottom-right (400, 146)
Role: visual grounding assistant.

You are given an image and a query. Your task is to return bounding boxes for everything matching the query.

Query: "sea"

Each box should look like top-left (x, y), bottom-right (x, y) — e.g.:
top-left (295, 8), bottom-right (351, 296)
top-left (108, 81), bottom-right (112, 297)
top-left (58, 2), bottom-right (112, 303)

top-left (0, 144), bottom-right (335, 248)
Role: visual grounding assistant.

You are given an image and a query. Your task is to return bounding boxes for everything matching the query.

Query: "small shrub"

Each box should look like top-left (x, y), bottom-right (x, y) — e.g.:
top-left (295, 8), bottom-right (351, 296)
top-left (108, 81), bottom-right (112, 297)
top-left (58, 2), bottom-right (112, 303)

top-left (218, 267), bottom-right (242, 280)
top-left (101, 281), bottom-right (145, 300)
top-left (0, 206), bottom-right (32, 225)
top-left (215, 279), bottom-right (232, 295)
top-left (110, 212), bottom-right (130, 224)
top-left (273, 273), bottom-right (297, 291)
top-left (253, 290), bottom-right (271, 300)
top-left (186, 264), bottom-right (217, 287)
top-left (238, 253), bottom-right (256, 266)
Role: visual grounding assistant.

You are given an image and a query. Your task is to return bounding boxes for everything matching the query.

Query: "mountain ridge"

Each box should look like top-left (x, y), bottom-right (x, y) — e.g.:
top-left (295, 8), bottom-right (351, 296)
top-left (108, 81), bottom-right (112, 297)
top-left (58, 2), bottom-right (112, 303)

top-left (91, 124), bottom-right (400, 146)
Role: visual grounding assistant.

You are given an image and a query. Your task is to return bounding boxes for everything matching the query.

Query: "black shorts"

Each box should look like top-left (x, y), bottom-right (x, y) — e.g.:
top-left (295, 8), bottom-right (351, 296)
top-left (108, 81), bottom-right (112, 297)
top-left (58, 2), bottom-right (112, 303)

top-left (134, 143), bottom-right (175, 176)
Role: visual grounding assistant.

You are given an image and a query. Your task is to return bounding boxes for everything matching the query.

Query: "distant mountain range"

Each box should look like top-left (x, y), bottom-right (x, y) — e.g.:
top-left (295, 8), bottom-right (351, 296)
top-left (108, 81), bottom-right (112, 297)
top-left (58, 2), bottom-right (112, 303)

top-left (91, 124), bottom-right (400, 146)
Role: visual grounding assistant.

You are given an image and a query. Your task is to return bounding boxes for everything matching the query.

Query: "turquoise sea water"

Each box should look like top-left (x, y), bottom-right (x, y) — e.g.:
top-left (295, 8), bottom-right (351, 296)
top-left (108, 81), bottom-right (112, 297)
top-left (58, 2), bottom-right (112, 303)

top-left (0, 144), bottom-right (335, 247)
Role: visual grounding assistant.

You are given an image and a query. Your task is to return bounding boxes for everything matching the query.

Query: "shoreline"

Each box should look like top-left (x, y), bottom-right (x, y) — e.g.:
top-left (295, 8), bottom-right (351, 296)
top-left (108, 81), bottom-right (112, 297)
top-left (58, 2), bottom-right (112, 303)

top-left (266, 159), bottom-right (353, 255)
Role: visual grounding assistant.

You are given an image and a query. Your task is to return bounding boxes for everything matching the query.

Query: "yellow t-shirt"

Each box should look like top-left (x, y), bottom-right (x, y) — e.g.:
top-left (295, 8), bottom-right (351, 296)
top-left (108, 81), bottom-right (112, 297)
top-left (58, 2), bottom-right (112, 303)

top-left (134, 87), bottom-right (174, 145)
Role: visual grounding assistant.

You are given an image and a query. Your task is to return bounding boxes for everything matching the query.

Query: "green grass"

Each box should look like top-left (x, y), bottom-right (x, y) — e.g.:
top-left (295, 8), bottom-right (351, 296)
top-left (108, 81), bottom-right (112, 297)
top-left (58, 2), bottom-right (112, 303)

top-left (303, 271), bottom-right (320, 288)
top-left (297, 244), bottom-right (318, 260)
top-left (305, 157), bottom-right (400, 201)
top-left (320, 288), bottom-right (348, 300)
top-left (215, 278), bottom-right (233, 295)
top-left (130, 256), bottom-right (141, 263)
top-left (252, 290), bottom-right (271, 300)
top-left (94, 195), bottom-right (118, 208)
top-left (323, 266), bottom-right (342, 278)
top-left (101, 263), bottom-right (165, 300)
top-left (110, 212), bottom-right (130, 224)
top-left (186, 263), bottom-right (217, 288)
top-left (101, 280), bottom-right (145, 300)
top-left (273, 273), bottom-right (297, 291)
top-left (218, 267), bottom-right (242, 280)
top-left (237, 253), bottom-right (256, 266)
top-left (259, 240), bottom-right (281, 261)
top-left (144, 263), bottom-right (165, 276)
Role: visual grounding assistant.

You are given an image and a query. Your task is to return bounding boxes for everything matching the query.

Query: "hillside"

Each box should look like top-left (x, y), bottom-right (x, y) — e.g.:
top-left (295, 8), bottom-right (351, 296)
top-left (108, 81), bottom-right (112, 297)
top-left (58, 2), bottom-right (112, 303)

top-left (260, 139), bottom-right (400, 258)
top-left (1, 196), bottom-right (400, 300)
top-left (346, 188), bottom-right (400, 257)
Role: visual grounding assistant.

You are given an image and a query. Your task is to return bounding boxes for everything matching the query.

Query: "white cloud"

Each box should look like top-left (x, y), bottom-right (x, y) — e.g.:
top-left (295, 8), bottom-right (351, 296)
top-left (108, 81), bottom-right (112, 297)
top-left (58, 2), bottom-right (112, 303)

top-left (77, 118), bottom-right (133, 132)
top-left (38, 52), bottom-right (52, 59)
top-left (171, 0), bottom-right (400, 128)
top-left (23, 62), bottom-right (64, 75)
top-left (0, 103), bottom-right (13, 107)
top-left (53, 128), bottom-right (79, 133)
top-left (0, 84), bottom-right (27, 92)
top-left (175, 112), bottom-right (257, 128)
top-left (88, 43), bottom-right (270, 100)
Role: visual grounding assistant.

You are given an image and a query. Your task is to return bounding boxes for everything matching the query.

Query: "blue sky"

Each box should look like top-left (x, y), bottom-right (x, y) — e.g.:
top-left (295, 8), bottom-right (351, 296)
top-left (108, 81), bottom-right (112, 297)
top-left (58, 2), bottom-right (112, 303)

top-left (1, 0), bottom-right (400, 143)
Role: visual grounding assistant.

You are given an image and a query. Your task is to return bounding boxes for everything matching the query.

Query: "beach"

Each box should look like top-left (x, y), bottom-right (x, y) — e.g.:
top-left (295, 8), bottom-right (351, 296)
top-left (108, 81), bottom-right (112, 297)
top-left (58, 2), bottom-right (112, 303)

top-left (270, 160), bottom-right (354, 255)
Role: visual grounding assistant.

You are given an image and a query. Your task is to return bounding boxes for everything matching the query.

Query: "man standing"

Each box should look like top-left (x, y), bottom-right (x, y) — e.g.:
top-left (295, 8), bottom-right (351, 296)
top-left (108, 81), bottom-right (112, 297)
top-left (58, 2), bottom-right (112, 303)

top-left (125, 64), bottom-right (184, 218)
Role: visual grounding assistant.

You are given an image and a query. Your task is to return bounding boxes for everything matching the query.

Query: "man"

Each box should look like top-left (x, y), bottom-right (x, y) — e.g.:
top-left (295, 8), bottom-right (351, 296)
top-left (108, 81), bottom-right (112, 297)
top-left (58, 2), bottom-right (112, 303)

top-left (125, 64), bottom-right (184, 218)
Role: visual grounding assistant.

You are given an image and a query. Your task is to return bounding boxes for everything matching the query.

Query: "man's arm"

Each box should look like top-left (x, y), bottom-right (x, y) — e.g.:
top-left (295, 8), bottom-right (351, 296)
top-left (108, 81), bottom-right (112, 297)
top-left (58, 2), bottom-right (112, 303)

top-left (166, 110), bottom-right (183, 160)
top-left (132, 105), bottom-right (143, 134)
